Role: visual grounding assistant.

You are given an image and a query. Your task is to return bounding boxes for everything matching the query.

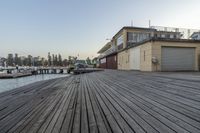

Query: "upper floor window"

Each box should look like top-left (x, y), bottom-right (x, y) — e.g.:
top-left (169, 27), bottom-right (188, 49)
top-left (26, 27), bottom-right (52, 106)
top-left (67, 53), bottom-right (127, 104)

top-left (117, 35), bottom-right (124, 50)
top-left (127, 32), bottom-right (150, 43)
top-left (166, 34), bottom-right (170, 38)
top-left (100, 58), bottom-right (106, 64)
top-left (161, 34), bottom-right (165, 38)
top-left (117, 35), bottom-right (123, 46)
top-left (170, 34), bottom-right (174, 38)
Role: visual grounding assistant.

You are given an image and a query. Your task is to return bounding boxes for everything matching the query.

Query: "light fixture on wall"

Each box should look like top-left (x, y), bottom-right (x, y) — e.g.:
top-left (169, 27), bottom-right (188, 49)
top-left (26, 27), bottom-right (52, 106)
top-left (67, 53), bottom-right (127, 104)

top-left (152, 57), bottom-right (159, 71)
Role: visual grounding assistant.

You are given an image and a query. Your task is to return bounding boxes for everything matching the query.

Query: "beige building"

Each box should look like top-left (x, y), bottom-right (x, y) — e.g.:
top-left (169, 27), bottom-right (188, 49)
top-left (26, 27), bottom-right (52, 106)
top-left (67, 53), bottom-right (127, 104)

top-left (118, 39), bottom-right (200, 71)
top-left (98, 26), bottom-right (200, 71)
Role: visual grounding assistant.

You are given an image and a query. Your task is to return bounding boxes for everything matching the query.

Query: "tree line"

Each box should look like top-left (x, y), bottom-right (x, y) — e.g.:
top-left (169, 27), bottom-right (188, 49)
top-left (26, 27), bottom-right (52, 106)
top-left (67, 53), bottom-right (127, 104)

top-left (0, 53), bottom-right (96, 67)
top-left (1, 53), bottom-right (67, 67)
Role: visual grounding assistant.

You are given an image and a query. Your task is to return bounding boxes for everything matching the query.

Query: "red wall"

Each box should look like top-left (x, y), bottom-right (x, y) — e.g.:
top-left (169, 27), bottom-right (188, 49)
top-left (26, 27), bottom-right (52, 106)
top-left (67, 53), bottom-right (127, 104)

top-left (99, 58), bottom-right (107, 69)
top-left (99, 62), bottom-right (106, 68)
top-left (99, 54), bottom-right (117, 69)
top-left (106, 55), bottom-right (117, 69)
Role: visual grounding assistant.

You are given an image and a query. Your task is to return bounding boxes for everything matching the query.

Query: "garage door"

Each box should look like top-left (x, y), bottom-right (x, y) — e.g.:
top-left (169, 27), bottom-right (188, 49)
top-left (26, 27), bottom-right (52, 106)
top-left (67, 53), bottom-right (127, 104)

top-left (130, 47), bottom-right (140, 70)
top-left (161, 47), bottom-right (195, 71)
top-left (106, 55), bottom-right (117, 69)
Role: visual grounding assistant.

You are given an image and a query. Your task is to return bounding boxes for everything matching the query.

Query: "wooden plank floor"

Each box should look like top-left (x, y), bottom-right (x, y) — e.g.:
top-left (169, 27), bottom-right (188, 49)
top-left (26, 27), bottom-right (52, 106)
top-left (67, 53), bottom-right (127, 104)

top-left (0, 70), bottom-right (200, 133)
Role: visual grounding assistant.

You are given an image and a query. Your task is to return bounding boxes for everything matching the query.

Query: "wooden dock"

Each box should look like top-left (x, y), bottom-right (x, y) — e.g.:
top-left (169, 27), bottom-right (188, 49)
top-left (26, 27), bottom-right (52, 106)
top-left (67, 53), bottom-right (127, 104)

top-left (0, 70), bottom-right (200, 133)
top-left (73, 68), bottom-right (103, 74)
top-left (0, 72), bottom-right (32, 79)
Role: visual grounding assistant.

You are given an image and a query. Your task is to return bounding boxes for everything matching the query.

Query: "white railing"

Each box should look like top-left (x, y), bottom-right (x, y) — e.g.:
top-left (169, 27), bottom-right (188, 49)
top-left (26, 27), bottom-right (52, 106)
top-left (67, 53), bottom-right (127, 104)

top-left (98, 45), bottom-right (117, 58)
top-left (150, 26), bottom-right (200, 39)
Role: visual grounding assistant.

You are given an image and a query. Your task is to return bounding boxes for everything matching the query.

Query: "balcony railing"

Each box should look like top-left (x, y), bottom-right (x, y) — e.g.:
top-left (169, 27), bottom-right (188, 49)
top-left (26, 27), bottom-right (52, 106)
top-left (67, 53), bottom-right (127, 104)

top-left (150, 26), bottom-right (200, 39)
top-left (98, 45), bottom-right (117, 59)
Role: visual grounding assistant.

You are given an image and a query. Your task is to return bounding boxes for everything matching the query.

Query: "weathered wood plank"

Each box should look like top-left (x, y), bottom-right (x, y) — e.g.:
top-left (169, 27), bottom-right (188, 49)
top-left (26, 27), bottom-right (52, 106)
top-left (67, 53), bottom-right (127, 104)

top-left (0, 70), bottom-right (200, 133)
top-left (84, 75), bottom-right (113, 133)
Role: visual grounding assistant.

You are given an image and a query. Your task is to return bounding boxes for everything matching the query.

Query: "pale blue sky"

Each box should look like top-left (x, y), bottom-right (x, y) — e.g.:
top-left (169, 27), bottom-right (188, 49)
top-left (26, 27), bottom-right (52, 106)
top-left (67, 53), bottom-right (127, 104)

top-left (0, 0), bottom-right (200, 59)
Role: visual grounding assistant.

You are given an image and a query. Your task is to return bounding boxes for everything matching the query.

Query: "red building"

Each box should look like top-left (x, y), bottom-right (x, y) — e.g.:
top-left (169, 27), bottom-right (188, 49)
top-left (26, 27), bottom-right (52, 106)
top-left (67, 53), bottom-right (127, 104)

top-left (98, 42), bottom-right (117, 69)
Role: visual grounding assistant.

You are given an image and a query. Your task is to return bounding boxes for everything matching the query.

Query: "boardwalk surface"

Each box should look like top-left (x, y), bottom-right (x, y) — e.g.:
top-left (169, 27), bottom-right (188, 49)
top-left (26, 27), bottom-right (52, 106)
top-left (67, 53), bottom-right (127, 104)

top-left (0, 70), bottom-right (200, 133)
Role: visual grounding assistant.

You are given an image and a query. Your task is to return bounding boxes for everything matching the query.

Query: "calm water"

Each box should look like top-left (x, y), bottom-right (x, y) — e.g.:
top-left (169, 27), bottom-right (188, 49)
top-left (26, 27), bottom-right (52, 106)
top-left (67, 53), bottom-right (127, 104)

top-left (0, 74), bottom-right (69, 93)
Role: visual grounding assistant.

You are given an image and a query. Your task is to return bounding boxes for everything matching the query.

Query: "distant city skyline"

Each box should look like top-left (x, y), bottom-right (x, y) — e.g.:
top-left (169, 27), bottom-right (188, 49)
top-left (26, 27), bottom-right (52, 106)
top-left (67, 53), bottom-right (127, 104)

top-left (0, 52), bottom-right (64, 59)
top-left (0, 0), bottom-right (200, 59)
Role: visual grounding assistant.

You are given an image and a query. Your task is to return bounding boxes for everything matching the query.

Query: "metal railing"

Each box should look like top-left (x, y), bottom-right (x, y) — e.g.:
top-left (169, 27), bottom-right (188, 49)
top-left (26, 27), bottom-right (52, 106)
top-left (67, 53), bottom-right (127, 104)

top-left (150, 26), bottom-right (200, 39)
top-left (98, 45), bottom-right (117, 58)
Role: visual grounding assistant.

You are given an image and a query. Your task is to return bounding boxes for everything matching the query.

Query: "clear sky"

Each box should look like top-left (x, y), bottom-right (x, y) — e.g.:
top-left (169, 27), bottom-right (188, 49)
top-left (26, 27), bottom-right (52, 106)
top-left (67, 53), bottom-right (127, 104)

top-left (0, 0), bottom-right (200, 59)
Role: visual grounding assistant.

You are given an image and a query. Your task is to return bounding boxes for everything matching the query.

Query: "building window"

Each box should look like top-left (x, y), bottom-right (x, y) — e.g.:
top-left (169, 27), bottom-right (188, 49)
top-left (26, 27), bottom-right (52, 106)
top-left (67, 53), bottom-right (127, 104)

top-left (144, 51), bottom-right (146, 61)
top-left (117, 35), bottom-right (124, 50)
top-left (100, 58), bottom-right (106, 64)
top-left (174, 34), bottom-right (178, 39)
top-left (161, 34), bottom-right (165, 38)
top-left (166, 34), bottom-right (170, 38)
top-left (118, 44), bottom-right (123, 50)
top-left (127, 32), bottom-right (150, 43)
top-left (170, 34), bottom-right (174, 38)
top-left (117, 35), bottom-right (123, 46)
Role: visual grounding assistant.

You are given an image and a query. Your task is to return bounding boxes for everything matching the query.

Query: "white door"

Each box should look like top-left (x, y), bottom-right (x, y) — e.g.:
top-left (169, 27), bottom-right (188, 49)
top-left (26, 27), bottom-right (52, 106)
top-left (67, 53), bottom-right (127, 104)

top-left (130, 47), bottom-right (140, 70)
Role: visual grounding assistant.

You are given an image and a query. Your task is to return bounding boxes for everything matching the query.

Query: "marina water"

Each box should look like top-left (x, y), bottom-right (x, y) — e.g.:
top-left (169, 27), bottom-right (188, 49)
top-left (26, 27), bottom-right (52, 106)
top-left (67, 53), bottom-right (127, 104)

top-left (0, 74), bottom-right (69, 93)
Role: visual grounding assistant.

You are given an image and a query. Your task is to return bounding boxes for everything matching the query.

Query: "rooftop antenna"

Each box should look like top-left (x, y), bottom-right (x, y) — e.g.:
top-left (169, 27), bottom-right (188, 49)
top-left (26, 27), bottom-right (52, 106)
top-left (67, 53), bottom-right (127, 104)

top-left (131, 20), bottom-right (133, 27)
top-left (149, 20), bottom-right (151, 28)
top-left (188, 29), bottom-right (191, 39)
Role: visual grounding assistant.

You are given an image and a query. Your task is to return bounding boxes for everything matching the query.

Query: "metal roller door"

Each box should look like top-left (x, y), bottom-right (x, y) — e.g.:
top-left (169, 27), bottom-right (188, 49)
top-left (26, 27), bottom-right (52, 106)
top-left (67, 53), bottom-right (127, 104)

top-left (161, 47), bottom-right (195, 71)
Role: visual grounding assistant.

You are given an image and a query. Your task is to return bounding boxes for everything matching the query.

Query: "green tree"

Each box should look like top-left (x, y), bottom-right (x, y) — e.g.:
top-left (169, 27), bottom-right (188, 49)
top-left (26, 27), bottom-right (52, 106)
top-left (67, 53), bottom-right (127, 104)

top-left (14, 53), bottom-right (19, 66)
top-left (58, 54), bottom-right (62, 66)
top-left (55, 55), bottom-right (58, 66)
top-left (27, 55), bottom-right (32, 66)
top-left (52, 54), bottom-right (55, 66)
top-left (7, 54), bottom-right (14, 66)
top-left (86, 57), bottom-right (92, 65)
top-left (48, 52), bottom-right (51, 66)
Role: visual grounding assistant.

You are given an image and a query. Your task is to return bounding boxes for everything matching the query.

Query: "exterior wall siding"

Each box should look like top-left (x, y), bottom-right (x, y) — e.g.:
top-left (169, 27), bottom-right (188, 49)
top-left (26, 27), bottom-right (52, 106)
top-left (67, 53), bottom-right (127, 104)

top-left (99, 63), bottom-right (106, 68)
top-left (99, 55), bottom-right (118, 69)
top-left (107, 27), bottom-right (200, 71)
top-left (117, 50), bottom-right (130, 70)
top-left (139, 42), bottom-right (153, 71)
top-left (106, 54), bottom-right (118, 69)
top-left (117, 41), bottom-right (200, 72)
top-left (123, 30), bottom-right (127, 48)
top-left (99, 58), bottom-right (107, 69)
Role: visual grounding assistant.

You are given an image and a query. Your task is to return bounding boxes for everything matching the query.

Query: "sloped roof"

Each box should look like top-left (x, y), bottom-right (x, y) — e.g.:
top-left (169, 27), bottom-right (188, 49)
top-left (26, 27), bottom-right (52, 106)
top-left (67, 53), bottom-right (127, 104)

top-left (112, 26), bottom-right (156, 39)
top-left (97, 42), bottom-right (112, 54)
